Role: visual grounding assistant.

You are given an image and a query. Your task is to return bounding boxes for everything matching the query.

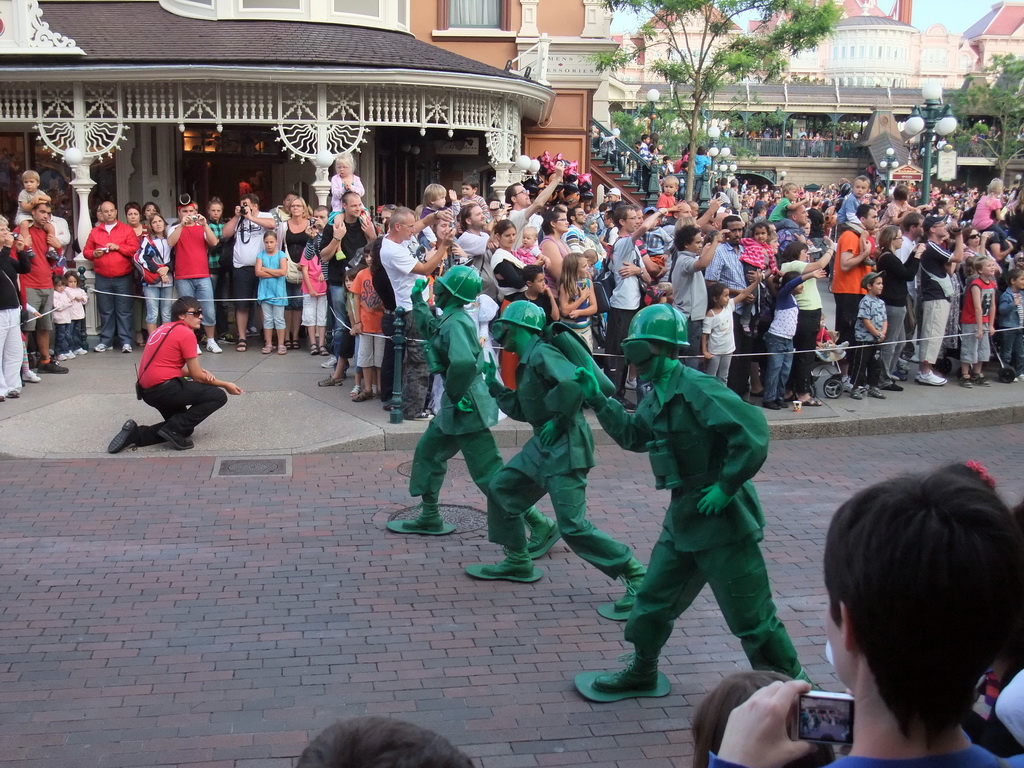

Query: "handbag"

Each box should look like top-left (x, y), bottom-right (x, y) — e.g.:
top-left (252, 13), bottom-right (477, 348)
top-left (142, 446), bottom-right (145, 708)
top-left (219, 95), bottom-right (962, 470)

top-left (285, 256), bottom-right (303, 284)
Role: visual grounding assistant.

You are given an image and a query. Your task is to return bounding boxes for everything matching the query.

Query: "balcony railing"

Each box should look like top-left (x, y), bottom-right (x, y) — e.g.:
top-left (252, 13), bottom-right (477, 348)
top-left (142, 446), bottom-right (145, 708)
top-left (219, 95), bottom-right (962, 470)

top-left (735, 137), bottom-right (870, 159)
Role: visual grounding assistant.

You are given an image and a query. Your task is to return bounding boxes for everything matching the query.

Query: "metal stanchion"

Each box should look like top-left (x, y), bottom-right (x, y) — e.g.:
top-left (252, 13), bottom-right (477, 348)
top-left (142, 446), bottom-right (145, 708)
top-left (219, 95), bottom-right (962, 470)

top-left (389, 307), bottom-right (406, 424)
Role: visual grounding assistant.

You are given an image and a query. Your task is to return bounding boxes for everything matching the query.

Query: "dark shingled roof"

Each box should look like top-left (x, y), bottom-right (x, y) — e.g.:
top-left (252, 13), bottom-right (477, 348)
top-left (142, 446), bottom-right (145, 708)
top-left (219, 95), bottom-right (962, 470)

top-left (32, 1), bottom-right (520, 80)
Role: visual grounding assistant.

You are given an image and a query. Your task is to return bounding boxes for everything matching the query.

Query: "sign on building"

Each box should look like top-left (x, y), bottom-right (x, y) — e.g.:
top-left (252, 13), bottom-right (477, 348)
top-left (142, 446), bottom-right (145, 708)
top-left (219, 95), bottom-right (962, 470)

top-left (936, 150), bottom-right (957, 182)
top-left (891, 164), bottom-right (923, 182)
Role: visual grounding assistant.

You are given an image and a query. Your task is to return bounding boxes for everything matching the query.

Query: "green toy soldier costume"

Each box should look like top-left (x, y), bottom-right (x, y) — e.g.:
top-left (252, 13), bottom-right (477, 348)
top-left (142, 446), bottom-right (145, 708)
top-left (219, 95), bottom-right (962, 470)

top-left (468, 301), bottom-right (647, 615)
top-left (387, 267), bottom-right (557, 555)
top-left (573, 304), bottom-right (807, 701)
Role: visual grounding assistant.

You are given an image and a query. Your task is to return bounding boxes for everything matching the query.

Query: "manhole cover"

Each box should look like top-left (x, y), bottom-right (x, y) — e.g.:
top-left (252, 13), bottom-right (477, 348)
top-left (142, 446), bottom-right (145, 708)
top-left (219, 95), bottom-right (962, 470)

top-left (396, 458), bottom-right (470, 479)
top-left (213, 457), bottom-right (292, 478)
top-left (387, 503), bottom-right (487, 533)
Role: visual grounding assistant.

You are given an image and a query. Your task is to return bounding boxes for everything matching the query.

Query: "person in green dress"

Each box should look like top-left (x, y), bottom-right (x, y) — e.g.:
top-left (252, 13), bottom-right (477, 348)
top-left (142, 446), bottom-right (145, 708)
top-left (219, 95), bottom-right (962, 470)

top-left (573, 303), bottom-right (807, 701)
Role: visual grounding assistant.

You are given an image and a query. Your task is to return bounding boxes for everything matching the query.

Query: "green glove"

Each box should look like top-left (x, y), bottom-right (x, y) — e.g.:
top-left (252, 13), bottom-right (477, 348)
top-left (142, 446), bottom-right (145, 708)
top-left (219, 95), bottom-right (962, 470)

top-left (455, 396), bottom-right (474, 413)
top-left (412, 278), bottom-right (429, 296)
top-left (697, 484), bottom-right (733, 516)
top-left (482, 358), bottom-right (501, 394)
top-left (539, 418), bottom-right (563, 446)
top-left (574, 366), bottom-right (605, 408)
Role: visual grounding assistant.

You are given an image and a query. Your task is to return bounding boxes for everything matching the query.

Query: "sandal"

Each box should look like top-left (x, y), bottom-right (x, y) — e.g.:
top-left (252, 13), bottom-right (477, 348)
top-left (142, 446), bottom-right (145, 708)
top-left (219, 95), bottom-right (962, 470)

top-left (277, 345), bottom-right (288, 355)
top-left (236, 341), bottom-right (247, 352)
top-left (318, 376), bottom-right (344, 387)
top-left (310, 344), bottom-right (320, 356)
top-left (801, 397), bottom-right (824, 407)
top-left (261, 343), bottom-right (273, 354)
top-left (319, 346), bottom-right (329, 356)
top-left (352, 389), bottom-right (375, 402)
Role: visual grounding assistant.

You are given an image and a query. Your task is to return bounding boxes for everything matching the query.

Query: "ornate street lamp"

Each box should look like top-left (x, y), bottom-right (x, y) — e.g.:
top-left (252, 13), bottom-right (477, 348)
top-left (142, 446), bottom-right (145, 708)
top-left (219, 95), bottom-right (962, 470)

top-left (878, 146), bottom-right (896, 190)
top-left (903, 82), bottom-right (958, 204)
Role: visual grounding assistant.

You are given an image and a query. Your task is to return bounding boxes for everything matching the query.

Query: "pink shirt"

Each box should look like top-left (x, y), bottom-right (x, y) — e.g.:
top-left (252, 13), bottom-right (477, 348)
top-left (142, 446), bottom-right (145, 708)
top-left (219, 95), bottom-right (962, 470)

top-left (973, 195), bottom-right (1003, 231)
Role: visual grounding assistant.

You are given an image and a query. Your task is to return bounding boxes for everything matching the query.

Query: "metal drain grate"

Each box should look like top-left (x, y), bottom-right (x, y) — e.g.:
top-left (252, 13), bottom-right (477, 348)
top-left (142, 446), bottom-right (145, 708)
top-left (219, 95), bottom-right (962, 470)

top-left (213, 457), bottom-right (292, 478)
top-left (396, 458), bottom-right (470, 480)
top-left (387, 503), bottom-right (487, 533)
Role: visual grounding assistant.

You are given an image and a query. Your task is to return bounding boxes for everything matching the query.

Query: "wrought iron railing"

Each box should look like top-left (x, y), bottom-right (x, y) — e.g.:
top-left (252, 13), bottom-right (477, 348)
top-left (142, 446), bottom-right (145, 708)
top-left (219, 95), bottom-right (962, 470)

top-left (736, 137), bottom-right (870, 159)
top-left (591, 119), bottom-right (659, 201)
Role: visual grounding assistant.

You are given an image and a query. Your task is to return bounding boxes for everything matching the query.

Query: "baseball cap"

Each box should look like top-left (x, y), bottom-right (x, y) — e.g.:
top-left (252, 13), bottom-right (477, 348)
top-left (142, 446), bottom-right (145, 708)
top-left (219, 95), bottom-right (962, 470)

top-left (923, 215), bottom-right (947, 231)
top-left (861, 270), bottom-right (884, 289)
top-left (607, 188), bottom-right (622, 198)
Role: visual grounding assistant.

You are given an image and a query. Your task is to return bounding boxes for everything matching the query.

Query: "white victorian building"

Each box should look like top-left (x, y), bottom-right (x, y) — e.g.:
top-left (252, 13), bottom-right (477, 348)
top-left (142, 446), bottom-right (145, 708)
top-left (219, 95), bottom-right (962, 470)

top-left (0, 0), bottom-right (553, 248)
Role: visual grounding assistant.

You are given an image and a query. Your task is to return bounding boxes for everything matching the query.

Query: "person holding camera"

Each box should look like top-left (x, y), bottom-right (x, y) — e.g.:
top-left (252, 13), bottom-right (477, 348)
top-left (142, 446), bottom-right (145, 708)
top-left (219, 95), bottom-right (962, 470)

top-left (574, 304), bottom-right (806, 702)
top-left (915, 215), bottom-right (965, 387)
top-left (222, 193), bottom-right (276, 351)
top-left (708, 463), bottom-right (1024, 768)
top-left (168, 200), bottom-right (222, 353)
top-left (84, 200), bottom-right (140, 356)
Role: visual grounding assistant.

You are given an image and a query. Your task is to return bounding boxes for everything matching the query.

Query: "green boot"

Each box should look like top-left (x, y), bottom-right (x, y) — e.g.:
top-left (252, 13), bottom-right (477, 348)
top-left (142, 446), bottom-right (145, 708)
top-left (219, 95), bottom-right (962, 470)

top-left (575, 652), bottom-right (671, 702)
top-left (596, 557), bottom-right (646, 621)
top-left (386, 502), bottom-right (456, 536)
top-left (525, 507), bottom-right (560, 559)
top-left (466, 547), bottom-right (543, 583)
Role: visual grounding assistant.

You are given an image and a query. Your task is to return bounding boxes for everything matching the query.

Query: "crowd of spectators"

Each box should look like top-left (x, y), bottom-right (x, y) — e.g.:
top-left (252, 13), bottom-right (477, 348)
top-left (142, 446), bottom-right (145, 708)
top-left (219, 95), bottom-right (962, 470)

top-left (3, 147), bottom-right (1024, 417)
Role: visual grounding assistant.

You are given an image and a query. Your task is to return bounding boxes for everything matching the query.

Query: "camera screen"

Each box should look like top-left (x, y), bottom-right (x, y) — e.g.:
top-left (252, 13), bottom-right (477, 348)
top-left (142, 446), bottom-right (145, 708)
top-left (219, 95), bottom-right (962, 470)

top-left (797, 694), bottom-right (853, 744)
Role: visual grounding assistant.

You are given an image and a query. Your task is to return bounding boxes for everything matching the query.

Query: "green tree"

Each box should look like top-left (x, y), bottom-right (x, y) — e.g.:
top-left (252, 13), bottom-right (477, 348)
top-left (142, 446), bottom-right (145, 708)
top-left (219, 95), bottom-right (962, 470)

top-left (596, 0), bottom-right (841, 200)
top-left (949, 54), bottom-right (1024, 179)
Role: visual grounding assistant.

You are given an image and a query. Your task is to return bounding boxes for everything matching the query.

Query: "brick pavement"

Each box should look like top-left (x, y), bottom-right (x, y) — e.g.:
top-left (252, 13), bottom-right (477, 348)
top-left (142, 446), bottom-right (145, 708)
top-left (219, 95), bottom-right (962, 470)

top-left (2, 426), bottom-right (1024, 768)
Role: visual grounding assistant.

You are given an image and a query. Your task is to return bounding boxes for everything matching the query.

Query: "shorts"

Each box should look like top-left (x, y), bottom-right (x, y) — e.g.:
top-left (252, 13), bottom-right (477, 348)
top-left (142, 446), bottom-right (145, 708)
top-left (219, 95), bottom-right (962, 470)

top-left (356, 333), bottom-right (386, 368)
top-left (960, 323), bottom-right (991, 365)
top-left (302, 294), bottom-right (327, 327)
top-left (261, 302), bottom-right (286, 330)
top-left (23, 287), bottom-right (54, 331)
top-left (233, 265), bottom-right (258, 309)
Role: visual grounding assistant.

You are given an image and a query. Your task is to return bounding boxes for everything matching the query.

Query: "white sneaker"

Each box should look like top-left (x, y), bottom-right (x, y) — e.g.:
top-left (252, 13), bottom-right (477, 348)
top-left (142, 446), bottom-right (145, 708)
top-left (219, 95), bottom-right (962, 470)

top-left (842, 376), bottom-right (853, 393)
top-left (94, 343), bottom-right (108, 352)
top-left (1017, 374), bottom-right (1024, 382)
top-left (624, 378), bottom-right (637, 390)
top-left (23, 370), bottom-right (41, 383)
top-left (916, 371), bottom-right (946, 386)
top-left (321, 355), bottom-right (338, 369)
top-left (121, 344), bottom-right (133, 353)
top-left (65, 351), bottom-right (76, 360)
top-left (205, 338), bottom-right (223, 354)
top-left (74, 348), bottom-right (88, 355)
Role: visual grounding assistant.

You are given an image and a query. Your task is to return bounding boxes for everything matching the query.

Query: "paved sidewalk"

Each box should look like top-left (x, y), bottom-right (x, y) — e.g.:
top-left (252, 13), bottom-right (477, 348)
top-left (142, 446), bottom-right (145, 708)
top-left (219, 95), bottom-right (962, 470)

top-left (2, 340), bottom-right (1023, 458)
top-left (2, 425), bottom-right (1023, 768)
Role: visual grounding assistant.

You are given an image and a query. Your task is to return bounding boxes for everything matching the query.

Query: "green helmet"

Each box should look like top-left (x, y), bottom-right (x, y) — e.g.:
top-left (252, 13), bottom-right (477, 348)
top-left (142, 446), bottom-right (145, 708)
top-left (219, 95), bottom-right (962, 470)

top-left (435, 265), bottom-right (482, 304)
top-left (625, 304), bottom-right (689, 348)
top-left (494, 300), bottom-right (545, 333)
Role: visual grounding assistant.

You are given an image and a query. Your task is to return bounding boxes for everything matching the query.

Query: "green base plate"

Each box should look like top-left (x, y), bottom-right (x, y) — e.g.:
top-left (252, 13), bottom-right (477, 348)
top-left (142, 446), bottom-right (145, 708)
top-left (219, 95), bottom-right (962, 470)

top-left (386, 520), bottom-right (457, 536)
top-left (527, 527), bottom-right (561, 559)
top-left (596, 601), bottom-right (633, 621)
top-left (574, 670), bottom-right (671, 702)
top-left (465, 563), bottom-right (544, 583)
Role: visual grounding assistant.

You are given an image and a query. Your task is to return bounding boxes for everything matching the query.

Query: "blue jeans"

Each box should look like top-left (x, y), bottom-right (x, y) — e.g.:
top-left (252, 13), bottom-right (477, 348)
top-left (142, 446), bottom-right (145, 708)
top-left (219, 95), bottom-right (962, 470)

top-left (261, 302), bottom-right (285, 329)
top-left (174, 277), bottom-right (215, 327)
top-left (143, 282), bottom-right (173, 325)
top-left (54, 323), bottom-right (74, 356)
top-left (94, 273), bottom-right (134, 347)
top-left (71, 318), bottom-right (87, 351)
top-left (999, 328), bottom-right (1024, 376)
top-left (328, 284), bottom-right (353, 359)
top-left (764, 332), bottom-right (794, 404)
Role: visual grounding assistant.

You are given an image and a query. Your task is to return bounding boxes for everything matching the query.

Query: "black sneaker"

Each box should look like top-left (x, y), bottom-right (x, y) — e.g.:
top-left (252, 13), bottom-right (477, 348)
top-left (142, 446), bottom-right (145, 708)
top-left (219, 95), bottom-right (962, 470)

top-left (762, 400), bottom-right (782, 410)
top-left (38, 360), bottom-right (69, 374)
top-left (880, 382), bottom-right (904, 392)
top-left (157, 428), bottom-right (194, 450)
top-left (107, 420), bottom-right (139, 454)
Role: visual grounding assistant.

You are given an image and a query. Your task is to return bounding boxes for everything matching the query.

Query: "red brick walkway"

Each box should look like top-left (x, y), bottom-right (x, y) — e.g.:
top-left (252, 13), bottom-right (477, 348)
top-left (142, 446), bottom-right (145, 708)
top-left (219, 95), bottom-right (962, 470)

top-left (2, 426), bottom-right (1022, 767)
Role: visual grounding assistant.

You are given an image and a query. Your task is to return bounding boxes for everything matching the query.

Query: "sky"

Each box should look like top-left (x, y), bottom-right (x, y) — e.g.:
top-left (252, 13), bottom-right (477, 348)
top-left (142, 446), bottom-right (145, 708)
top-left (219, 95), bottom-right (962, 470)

top-left (610, 3), bottom-right (984, 36)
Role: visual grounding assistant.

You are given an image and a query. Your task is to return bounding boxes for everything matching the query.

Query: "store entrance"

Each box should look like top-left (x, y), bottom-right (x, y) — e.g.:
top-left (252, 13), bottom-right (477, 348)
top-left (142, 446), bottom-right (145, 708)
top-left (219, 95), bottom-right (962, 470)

top-left (180, 126), bottom-right (311, 211)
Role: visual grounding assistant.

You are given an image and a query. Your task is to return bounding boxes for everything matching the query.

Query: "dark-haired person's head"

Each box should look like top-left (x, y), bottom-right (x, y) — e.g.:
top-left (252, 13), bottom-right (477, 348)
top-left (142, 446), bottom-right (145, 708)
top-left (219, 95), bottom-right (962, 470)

top-left (171, 296), bottom-right (202, 321)
top-left (296, 716), bottom-right (472, 768)
top-left (902, 211), bottom-right (923, 234)
top-left (540, 205), bottom-right (567, 237)
top-left (676, 224), bottom-right (702, 252)
top-left (823, 464), bottom-right (1024, 742)
top-left (493, 219), bottom-right (516, 239)
top-left (523, 264), bottom-right (545, 285)
top-left (779, 240), bottom-right (808, 266)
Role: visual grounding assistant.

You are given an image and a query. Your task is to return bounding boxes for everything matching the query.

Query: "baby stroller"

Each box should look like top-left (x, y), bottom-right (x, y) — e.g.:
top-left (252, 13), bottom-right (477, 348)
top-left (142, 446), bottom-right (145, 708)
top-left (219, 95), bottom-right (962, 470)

top-left (811, 341), bottom-right (849, 399)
